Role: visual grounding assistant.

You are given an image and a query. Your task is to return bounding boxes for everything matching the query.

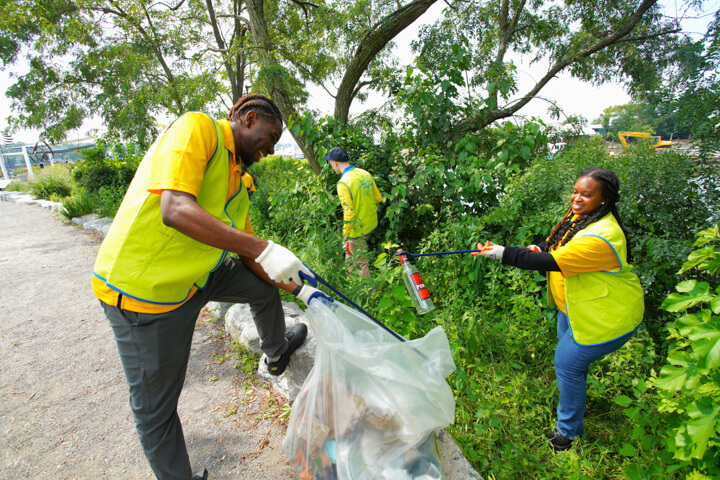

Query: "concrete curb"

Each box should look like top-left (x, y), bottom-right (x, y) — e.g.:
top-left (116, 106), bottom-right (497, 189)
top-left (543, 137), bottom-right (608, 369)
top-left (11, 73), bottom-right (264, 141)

top-left (0, 191), bottom-right (112, 237)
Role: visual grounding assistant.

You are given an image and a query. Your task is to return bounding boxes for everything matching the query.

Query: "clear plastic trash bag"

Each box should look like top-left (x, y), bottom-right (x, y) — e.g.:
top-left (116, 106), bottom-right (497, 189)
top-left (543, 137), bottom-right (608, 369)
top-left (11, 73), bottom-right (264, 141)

top-left (283, 301), bottom-right (456, 480)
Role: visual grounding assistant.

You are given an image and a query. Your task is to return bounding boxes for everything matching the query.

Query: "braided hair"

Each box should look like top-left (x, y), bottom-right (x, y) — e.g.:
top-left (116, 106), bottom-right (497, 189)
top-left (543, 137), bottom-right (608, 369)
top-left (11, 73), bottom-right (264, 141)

top-left (227, 94), bottom-right (283, 126)
top-left (545, 167), bottom-right (634, 263)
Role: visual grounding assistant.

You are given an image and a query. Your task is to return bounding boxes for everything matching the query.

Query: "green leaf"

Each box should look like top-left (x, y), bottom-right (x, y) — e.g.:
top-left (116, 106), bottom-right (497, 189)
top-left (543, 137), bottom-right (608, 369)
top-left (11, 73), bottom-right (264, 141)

top-left (656, 364), bottom-right (688, 391)
top-left (618, 443), bottom-right (637, 456)
top-left (712, 296), bottom-right (720, 315)
top-left (689, 320), bottom-right (720, 369)
top-left (676, 280), bottom-right (698, 293)
top-left (685, 409), bottom-right (718, 459)
top-left (614, 395), bottom-right (632, 407)
top-left (661, 282), bottom-right (713, 312)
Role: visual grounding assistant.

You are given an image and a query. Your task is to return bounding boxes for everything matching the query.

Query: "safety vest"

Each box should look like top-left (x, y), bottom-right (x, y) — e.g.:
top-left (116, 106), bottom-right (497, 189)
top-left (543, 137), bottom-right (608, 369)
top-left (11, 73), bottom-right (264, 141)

top-left (93, 114), bottom-right (248, 305)
top-left (338, 166), bottom-right (378, 238)
top-left (547, 214), bottom-right (644, 345)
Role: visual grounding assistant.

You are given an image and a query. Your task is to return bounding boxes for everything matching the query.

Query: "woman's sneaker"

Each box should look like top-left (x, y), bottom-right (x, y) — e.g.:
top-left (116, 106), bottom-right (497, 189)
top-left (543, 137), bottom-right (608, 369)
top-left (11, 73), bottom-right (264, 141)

top-left (265, 323), bottom-right (308, 376)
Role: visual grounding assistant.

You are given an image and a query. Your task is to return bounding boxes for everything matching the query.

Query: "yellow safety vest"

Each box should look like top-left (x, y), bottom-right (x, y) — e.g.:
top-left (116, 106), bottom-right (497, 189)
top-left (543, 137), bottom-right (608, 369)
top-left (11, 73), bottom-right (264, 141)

top-left (338, 166), bottom-right (379, 238)
top-left (93, 114), bottom-right (249, 305)
top-left (547, 214), bottom-right (644, 345)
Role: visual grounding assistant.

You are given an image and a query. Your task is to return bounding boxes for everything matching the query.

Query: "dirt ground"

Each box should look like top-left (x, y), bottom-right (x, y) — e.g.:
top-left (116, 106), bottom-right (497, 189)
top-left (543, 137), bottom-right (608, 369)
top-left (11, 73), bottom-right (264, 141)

top-left (0, 201), bottom-right (297, 479)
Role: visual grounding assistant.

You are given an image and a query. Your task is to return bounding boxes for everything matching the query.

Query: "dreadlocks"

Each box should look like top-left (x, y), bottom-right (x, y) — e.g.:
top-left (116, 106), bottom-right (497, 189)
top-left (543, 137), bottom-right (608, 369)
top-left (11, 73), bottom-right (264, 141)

top-left (227, 94), bottom-right (283, 126)
top-left (546, 167), bottom-right (634, 263)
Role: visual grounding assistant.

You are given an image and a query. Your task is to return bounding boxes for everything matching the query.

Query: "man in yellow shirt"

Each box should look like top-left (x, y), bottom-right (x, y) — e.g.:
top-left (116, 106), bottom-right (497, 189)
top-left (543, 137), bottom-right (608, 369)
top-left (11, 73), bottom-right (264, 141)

top-left (93, 94), bottom-right (332, 480)
top-left (325, 146), bottom-right (382, 277)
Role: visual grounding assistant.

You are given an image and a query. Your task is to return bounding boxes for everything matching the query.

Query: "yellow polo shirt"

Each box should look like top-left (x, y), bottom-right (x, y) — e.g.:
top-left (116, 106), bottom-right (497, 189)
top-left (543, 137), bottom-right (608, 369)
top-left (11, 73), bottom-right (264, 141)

top-left (93, 113), bottom-right (248, 313)
top-left (548, 233), bottom-right (621, 314)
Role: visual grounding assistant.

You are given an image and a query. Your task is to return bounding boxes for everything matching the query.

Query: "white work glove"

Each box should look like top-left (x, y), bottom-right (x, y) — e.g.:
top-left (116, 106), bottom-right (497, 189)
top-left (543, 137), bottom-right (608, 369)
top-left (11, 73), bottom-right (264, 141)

top-left (255, 241), bottom-right (316, 286)
top-left (472, 241), bottom-right (505, 261)
top-left (296, 285), bottom-right (335, 307)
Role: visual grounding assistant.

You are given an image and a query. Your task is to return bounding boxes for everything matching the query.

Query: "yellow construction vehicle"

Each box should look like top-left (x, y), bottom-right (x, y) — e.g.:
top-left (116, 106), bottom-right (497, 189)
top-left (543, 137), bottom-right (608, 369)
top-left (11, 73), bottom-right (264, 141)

top-left (618, 131), bottom-right (673, 150)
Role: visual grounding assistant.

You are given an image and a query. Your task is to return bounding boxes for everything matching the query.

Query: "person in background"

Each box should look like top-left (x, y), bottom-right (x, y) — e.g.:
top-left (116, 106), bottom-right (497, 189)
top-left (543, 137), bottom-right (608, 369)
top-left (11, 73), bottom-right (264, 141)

top-left (474, 167), bottom-right (644, 451)
top-left (325, 146), bottom-right (382, 277)
top-left (241, 167), bottom-right (256, 234)
top-left (92, 94), bottom-right (332, 480)
top-left (241, 167), bottom-right (256, 200)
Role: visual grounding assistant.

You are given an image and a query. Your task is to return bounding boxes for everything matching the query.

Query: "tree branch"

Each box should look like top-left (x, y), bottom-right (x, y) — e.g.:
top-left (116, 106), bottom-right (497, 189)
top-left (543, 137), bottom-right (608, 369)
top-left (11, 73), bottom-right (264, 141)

top-left (334, 0), bottom-right (439, 123)
top-left (457, 0), bottom-right (660, 135)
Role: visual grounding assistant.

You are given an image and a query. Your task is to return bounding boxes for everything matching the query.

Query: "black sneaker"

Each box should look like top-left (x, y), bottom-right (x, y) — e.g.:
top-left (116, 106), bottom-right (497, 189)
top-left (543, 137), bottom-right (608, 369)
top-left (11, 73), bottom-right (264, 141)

top-left (192, 469), bottom-right (208, 480)
top-left (544, 429), bottom-right (573, 451)
top-left (265, 323), bottom-right (308, 376)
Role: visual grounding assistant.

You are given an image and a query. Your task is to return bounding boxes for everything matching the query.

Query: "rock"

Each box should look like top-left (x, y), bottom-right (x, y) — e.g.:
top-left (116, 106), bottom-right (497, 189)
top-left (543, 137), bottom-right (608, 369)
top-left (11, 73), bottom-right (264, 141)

top-left (84, 217), bottom-right (113, 234)
top-left (225, 301), bottom-right (315, 401)
top-left (437, 430), bottom-right (483, 480)
top-left (205, 301), bottom-right (232, 322)
top-left (15, 194), bottom-right (37, 205)
top-left (71, 213), bottom-right (99, 226)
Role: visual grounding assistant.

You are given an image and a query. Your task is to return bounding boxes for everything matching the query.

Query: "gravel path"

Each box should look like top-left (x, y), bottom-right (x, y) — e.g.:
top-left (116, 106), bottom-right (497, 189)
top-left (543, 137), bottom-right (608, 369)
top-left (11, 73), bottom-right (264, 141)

top-left (0, 201), bottom-right (296, 479)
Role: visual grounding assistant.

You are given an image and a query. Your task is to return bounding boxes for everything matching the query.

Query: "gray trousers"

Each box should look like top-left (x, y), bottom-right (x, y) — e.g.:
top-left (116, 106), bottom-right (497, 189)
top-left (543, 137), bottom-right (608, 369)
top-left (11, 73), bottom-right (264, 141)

top-left (102, 257), bottom-right (287, 480)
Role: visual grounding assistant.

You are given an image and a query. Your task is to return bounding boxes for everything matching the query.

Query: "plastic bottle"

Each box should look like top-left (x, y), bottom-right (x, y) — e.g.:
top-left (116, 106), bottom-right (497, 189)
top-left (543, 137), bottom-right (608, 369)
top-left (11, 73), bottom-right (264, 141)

top-left (398, 251), bottom-right (435, 315)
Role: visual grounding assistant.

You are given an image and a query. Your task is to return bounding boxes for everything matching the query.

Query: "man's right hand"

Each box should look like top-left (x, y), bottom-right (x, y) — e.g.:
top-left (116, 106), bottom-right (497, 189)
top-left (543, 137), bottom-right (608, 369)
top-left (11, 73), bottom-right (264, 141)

top-left (296, 285), bottom-right (335, 306)
top-left (255, 241), bottom-right (316, 286)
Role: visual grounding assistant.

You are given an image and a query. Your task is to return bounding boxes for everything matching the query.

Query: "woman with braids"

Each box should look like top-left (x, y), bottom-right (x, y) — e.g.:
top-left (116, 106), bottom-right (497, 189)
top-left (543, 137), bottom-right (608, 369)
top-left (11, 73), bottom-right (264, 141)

top-left (474, 167), bottom-right (644, 452)
top-left (93, 94), bottom-right (332, 480)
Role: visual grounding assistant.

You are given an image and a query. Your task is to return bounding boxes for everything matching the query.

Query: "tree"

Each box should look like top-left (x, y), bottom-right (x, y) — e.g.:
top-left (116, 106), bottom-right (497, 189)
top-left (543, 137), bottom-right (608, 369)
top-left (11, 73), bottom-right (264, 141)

top-left (246, 0), bottom-right (439, 172)
top-left (396, 0), bottom-right (683, 142)
top-left (1, 0), bottom-right (251, 146)
top-left (594, 101), bottom-right (690, 140)
top-left (645, 9), bottom-right (720, 157)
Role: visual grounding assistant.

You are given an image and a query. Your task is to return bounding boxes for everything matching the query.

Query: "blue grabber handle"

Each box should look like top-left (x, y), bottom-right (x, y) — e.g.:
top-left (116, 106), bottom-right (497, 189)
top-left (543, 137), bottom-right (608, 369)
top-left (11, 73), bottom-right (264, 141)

top-left (394, 249), bottom-right (483, 261)
top-left (304, 268), bottom-right (406, 343)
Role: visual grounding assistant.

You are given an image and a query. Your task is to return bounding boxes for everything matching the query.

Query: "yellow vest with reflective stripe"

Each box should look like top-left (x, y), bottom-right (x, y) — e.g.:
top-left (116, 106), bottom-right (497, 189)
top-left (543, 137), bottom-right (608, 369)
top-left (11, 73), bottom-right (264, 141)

top-left (338, 166), bottom-right (378, 238)
top-left (547, 214), bottom-right (644, 345)
top-left (92, 114), bottom-right (248, 305)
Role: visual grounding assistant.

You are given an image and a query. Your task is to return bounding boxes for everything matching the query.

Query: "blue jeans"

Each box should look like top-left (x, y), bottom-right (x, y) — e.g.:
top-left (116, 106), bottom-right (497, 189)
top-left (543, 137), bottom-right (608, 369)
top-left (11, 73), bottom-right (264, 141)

top-left (554, 310), bottom-right (635, 439)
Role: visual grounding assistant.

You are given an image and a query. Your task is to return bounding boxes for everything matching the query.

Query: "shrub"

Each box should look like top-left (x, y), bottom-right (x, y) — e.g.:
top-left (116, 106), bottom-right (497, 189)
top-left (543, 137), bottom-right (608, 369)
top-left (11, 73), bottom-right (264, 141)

top-left (69, 139), bottom-right (143, 218)
top-left (29, 165), bottom-right (73, 199)
top-left (61, 188), bottom-right (95, 220)
top-left (94, 184), bottom-right (126, 218)
top-left (3, 180), bottom-right (31, 192)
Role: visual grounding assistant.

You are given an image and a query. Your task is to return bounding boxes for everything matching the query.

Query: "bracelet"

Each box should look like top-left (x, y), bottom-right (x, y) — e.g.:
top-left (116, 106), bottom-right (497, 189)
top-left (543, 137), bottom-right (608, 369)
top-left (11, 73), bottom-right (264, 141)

top-left (292, 284), bottom-right (303, 296)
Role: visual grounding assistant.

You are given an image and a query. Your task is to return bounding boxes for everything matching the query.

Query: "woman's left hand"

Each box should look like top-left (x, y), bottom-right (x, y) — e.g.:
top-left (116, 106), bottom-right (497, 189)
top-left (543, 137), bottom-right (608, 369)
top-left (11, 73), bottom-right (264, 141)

top-left (472, 241), bottom-right (505, 261)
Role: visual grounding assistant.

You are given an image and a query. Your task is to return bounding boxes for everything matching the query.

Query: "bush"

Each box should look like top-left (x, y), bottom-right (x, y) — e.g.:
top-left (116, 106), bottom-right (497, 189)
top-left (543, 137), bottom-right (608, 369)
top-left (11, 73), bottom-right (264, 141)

top-left (69, 139), bottom-right (143, 218)
top-left (61, 188), bottom-right (95, 220)
top-left (29, 165), bottom-right (73, 199)
top-left (3, 180), bottom-right (31, 193)
top-left (94, 184), bottom-right (126, 218)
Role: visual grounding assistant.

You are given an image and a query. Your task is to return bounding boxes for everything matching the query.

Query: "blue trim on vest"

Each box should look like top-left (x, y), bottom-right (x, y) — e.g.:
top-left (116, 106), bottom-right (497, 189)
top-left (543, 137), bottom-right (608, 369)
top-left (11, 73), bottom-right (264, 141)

top-left (195, 155), bottom-right (246, 289)
top-left (564, 303), bottom-right (640, 347)
top-left (337, 166), bottom-right (357, 202)
top-left (337, 181), bottom-right (353, 202)
top-left (93, 271), bottom-right (194, 305)
top-left (578, 233), bottom-right (624, 274)
top-left (346, 225), bottom-right (377, 240)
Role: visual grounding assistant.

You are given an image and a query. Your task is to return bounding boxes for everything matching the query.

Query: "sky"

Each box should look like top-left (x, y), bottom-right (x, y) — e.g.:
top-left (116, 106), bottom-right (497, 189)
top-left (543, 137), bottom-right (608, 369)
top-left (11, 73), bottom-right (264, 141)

top-left (0, 0), bottom-right (715, 146)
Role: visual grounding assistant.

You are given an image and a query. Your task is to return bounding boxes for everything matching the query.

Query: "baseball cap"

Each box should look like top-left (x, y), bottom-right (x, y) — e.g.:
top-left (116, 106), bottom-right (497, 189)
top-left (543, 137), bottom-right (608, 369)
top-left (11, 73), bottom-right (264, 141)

top-left (324, 147), bottom-right (349, 163)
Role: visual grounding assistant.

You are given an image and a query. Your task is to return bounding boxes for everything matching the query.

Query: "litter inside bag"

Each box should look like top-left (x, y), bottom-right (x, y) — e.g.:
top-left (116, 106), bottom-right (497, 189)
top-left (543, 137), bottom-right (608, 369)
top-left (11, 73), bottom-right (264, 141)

top-left (283, 301), bottom-right (456, 480)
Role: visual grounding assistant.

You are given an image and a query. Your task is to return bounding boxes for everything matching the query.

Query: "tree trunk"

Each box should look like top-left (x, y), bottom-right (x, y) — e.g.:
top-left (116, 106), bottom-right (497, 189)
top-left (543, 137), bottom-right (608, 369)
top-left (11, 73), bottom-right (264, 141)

top-left (246, 0), bottom-right (321, 173)
top-left (334, 0), bottom-right (438, 124)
